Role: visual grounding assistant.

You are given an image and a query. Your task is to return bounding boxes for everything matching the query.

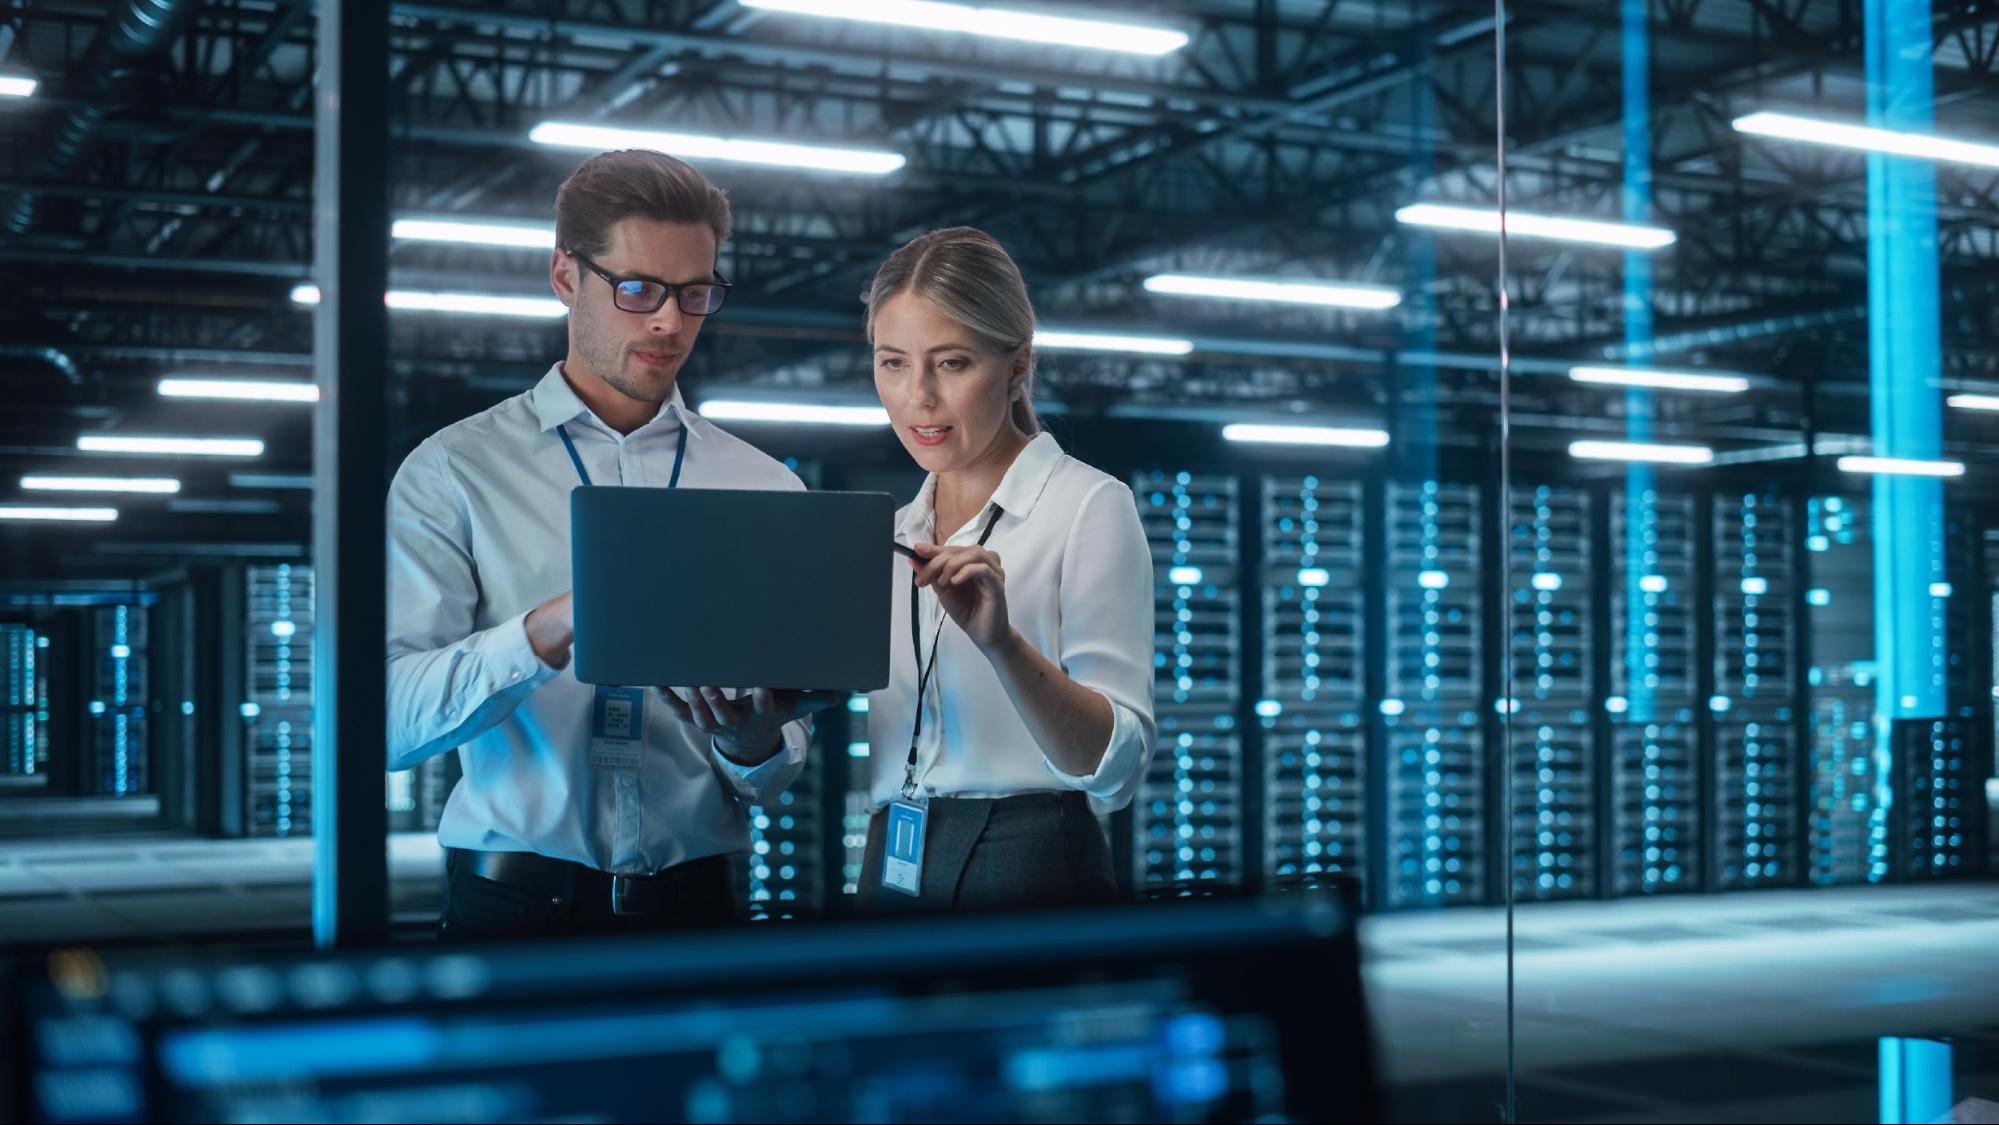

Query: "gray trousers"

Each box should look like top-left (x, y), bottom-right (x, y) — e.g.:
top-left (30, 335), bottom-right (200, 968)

top-left (858, 790), bottom-right (1120, 913)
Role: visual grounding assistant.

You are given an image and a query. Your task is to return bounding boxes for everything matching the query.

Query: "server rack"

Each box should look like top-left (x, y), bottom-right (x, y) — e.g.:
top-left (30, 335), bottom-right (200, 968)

top-left (1608, 488), bottom-right (1701, 896)
top-left (3, 624), bottom-right (47, 779)
top-left (745, 740), bottom-right (826, 918)
top-left (1712, 493), bottom-right (1800, 888)
top-left (387, 754), bottom-right (455, 833)
top-left (1507, 484), bottom-right (1595, 900)
top-left (243, 564), bottom-right (313, 837)
top-left (839, 696), bottom-right (873, 901)
top-left (1381, 479), bottom-right (1487, 907)
top-left (1801, 494), bottom-right (1882, 885)
top-left (1905, 510), bottom-right (1985, 878)
top-left (1132, 470), bottom-right (1244, 890)
top-left (88, 604), bottom-right (149, 796)
top-left (1258, 475), bottom-right (1366, 890)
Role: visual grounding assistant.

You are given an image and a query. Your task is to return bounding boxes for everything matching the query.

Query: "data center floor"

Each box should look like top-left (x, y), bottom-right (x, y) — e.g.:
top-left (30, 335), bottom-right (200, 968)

top-left (1365, 882), bottom-right (1999, 1122)
top-left (3, 793), bottom-right (1995, 1123)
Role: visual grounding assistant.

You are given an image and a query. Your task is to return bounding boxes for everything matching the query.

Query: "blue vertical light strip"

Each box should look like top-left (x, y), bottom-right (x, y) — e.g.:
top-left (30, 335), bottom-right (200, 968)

top-left (1396, 38), bottom-right (1445, 903)
top-left (1621, 0), bottom-right (1659, 725)
top-left (1879, 1036), bottom-right (1953, 1124)
top-left (1864, 0), bottom-right (1947, 880)
top-left (1400, 32), bottom-right (1441, 487)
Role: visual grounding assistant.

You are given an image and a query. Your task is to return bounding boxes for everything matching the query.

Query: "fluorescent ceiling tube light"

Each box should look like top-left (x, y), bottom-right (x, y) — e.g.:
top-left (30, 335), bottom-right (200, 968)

top-left (77, 435), bottom-right (265, 458)
top-left (1835, 455), bottom-right (1965, 478)
top-left (1947, 393), bottom-right (1999, 412)
top-left (159, 377), bottom-right (319, 403)
top-left (739, 0), bottom-right (1187, 55)
top-left (389, 291), bottom-right (564, 317)
top-left (1569, 365), bottom-right (1750, 393)
top-left (1143, 274), bottom-right (1401, 310)
top-left (529, 121), bottom-right (906, 176)
top-left (1222, 423), bottom-right (1391, 448)
top-left (391, 218), bottom-right (557, 249)
top-left (1734, 111), bottom-right (1999, 170)
top-left (699, 401), bottom-right (891, 426)
top-left (0, 75), bottom-right (37, 99)
top-left (1033, 330), bottom-right (1194, 356)
top-left (21, 475), bottom-right (180, 494)
top-left (0, 506), bottom-right (117, 522)
top-left (290, 285), bottom-right (564, 318)
top-left (740, 0), bottom-right (1186, 54)
top-left (1569, 440), bottom-right (1714, 465)
top-left (1395, 203), bottom-right (1676, 250)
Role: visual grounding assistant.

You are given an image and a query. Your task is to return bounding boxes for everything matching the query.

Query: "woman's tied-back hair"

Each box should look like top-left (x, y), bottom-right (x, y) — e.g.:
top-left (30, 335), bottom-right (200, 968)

top-left (864, 226), bottom-right (1040, 435)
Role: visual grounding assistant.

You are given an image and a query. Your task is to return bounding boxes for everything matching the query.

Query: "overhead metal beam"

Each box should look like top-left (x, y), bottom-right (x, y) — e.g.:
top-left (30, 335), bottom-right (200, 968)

top-left (389, 1), bottom-right (1304, 115)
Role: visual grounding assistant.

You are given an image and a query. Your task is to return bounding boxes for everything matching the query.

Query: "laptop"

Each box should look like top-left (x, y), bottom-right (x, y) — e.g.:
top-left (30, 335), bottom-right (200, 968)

top-left (571, 486), bottom-right (896, 691)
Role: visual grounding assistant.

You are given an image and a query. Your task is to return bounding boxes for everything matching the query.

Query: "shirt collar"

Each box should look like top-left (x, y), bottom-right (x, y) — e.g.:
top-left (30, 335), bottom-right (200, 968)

top-left (894, 430), bottom-right (1064, 543)
top-left (990, 431), bottom-right (1063, 519)
top-left (528, 362), bottom-right (704, 440)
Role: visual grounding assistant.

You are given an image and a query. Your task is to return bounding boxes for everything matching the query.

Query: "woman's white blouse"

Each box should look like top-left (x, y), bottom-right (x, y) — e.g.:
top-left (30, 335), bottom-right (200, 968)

top-left (865, 432), bottom-right (1157, 812)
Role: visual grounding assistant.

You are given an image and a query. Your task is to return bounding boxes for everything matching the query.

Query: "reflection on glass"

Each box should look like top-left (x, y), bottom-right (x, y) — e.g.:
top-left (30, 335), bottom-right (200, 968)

top-left (1499, 0), bottom-right (1995, 1119)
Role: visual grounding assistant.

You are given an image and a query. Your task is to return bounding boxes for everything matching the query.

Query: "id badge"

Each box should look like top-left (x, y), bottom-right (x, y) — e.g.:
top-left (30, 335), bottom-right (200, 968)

top-left (880, 796), bottom-right (929, 897)
top-left (588, 685), bottom-right (645, 770)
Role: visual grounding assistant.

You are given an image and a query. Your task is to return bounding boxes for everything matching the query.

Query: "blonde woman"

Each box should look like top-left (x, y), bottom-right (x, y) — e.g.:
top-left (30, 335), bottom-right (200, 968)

top-left (859, 226), bottom-right (1156, 912)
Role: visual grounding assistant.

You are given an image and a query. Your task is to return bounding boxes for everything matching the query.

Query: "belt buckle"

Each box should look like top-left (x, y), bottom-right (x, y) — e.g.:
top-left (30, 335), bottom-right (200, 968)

top-left (611, 874), bottom-right (638, 916)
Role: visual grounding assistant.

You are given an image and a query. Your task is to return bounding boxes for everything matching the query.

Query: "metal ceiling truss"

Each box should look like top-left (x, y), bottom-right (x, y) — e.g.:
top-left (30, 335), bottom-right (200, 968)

top-left (3, 0), bottom-right (1998, 458)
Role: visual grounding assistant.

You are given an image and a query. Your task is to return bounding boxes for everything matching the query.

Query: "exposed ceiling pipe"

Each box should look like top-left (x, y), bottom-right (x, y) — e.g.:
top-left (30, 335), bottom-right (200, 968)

top-left (0, 345), bottom-right (84, 386)
top-left (4, 0), bottom-right (197, 237)
top-left (1603, 306), bottom-right (1867, 362)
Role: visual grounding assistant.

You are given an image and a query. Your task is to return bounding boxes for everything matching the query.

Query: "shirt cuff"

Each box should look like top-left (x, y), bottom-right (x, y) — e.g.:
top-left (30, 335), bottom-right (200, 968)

top-left (483, 609), bottom-right (565, 692)
top-left (709, 720), bottom-right (809, 803)
top-left (1043, 697), bottom-right (1145, 799)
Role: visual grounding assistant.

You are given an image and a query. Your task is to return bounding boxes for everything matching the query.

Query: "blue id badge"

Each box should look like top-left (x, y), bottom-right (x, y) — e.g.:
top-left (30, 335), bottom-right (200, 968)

top-left (588, 685), bottom-right (645, 770)
top-left (881, 796), bottom-right (928, 897)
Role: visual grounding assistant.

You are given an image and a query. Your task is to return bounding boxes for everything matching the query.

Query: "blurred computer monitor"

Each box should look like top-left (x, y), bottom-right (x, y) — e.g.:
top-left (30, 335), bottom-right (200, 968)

top-left (11, 889), bottom-right (1375, 1123)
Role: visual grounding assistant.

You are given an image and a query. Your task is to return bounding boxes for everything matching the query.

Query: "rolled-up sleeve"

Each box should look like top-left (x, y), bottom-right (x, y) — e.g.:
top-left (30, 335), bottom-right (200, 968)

top-left (385, 439), bottom-right (560, 772)
top-left (709, 718), bottom-right (813, 805)
top-left (1043, 479), bottom-right (1157, 811)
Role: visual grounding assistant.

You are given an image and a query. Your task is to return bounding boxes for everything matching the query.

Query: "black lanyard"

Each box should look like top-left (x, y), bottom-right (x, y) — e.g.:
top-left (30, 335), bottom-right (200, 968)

top-left (904, 504), bottom-right (1003, 798)
top-left (557, 420), bottom-right (687, 488)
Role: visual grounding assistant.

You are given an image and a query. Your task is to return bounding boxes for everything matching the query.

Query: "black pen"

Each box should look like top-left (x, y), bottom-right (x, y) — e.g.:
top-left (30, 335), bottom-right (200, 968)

top-left (892, 541), bottom-right (921, 560)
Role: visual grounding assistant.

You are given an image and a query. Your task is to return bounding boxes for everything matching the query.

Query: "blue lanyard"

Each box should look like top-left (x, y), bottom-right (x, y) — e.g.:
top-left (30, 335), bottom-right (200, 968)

top-left (556, 418), bottom-right (687, 488)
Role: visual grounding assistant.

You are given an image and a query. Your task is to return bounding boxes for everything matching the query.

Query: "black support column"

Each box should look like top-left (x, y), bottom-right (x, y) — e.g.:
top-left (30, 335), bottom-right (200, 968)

top-left (311, 0), bottom-right (391, 948)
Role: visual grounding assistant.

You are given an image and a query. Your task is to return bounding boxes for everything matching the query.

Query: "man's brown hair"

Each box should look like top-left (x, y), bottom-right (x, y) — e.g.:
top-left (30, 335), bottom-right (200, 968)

top-left (553, 149), bottom-right (732, 259)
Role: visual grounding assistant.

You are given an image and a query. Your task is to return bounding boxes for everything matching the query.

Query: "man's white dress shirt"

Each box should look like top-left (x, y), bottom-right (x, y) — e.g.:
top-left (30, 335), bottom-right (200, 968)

top-left (387, 363), bottom-right (811, 874)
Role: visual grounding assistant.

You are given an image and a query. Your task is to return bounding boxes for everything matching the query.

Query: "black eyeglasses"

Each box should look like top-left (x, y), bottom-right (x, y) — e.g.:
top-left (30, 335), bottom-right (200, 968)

top-left (568, 250), bottom-right (731, 316)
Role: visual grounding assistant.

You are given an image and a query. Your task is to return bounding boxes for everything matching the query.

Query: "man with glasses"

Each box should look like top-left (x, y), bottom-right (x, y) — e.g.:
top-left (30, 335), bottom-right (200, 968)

top-left (386, 149), bottom-right (830, 939)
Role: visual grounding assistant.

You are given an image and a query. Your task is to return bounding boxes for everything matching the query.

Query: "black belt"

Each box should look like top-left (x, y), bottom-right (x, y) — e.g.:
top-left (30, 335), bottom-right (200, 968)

top-left (449, 848), bottom-right (735, 917)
